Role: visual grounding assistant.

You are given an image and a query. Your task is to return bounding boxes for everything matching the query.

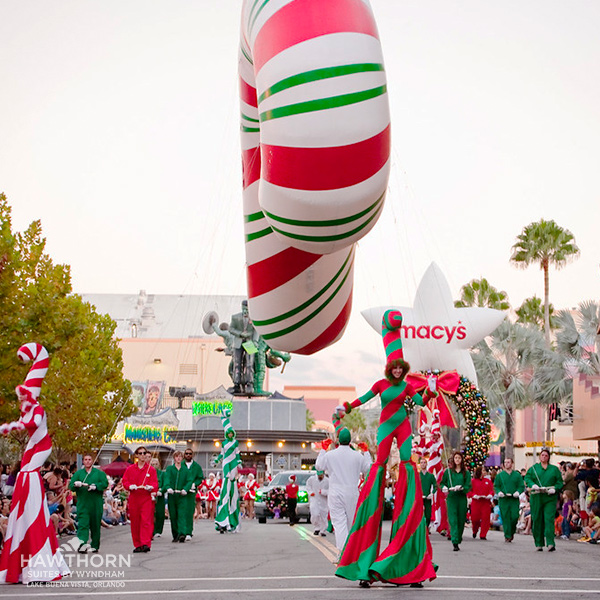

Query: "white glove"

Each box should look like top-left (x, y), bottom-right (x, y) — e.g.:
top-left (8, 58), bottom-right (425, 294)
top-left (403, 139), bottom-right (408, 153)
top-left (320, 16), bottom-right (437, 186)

top-left (157, 491), bottom-right (163, 497)
top-left (88, 484), bottom-right (97, 491)
top-left (129, 484), bottom-right (138, 490)
top-left (181, 489), bottom-right (187, 496)
top-left (497, 491), bottom-right (505, 498)
top-left (486, 495), bottom-right (493, 500)
top-left (427, 374), bottom-right (437, 393)
top-left (531, 484), bottom-right (539, 490)
top-left (145, 485), bottom-right (154, 491)
top-left (335, 405), bottom-right (346, 418)
top-left (442, 486), bottom-right (449, 494)
top-left (167, 488), bottom-right (174, 495)
top-left (547, 488), bottom-right (555, 495)
top-left (455, 485), bottom-right (463, 492)
top-left (427, 493), bottom-right (434, 500)
top-left (513, 491), bottom-right (520, 498)
top-left (74, 480), bottom-right (83, 487)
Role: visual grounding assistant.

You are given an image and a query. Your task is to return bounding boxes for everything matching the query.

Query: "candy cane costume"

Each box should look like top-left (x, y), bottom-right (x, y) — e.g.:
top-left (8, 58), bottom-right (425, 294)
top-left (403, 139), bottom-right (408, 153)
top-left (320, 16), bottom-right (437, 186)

top-left (335, 311), bottom-right (437, 587)
top-left (239, 0), bottom-right (390, 354)
top-left (0, 344), bottom-right (70, 584)
top-left (215, 409), bottom-right (242, 532)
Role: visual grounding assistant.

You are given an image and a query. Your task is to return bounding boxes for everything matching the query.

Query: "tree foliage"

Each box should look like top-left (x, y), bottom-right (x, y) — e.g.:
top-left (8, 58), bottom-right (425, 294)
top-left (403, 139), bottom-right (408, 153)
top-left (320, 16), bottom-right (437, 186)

top-left (0, 193), bottom-right (133, 459)
top-left (454, 277), bottom-right (510, 311)
top-left (516, 296), bottom-right (556, 330)
top-left (510, 219), bottom-right (580, 343)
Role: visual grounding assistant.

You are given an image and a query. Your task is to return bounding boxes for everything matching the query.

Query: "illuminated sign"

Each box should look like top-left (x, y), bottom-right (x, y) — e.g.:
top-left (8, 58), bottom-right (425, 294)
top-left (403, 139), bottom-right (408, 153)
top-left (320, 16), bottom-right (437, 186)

top-left (192, 400), bottom-right (233, 416)
top-left (121, 424), bottom-right (178, 445)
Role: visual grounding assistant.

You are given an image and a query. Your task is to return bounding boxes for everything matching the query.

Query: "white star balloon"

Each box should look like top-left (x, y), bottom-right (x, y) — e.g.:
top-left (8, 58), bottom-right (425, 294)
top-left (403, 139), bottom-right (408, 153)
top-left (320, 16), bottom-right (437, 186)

top-left (362, 262), bottom-right (506, 384)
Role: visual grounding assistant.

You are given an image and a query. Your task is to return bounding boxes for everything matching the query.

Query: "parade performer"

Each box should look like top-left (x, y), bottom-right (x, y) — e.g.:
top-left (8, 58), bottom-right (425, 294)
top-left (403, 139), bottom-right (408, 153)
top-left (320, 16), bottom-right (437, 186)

top-left (150, 457), bottom-right (167, 537)
top-left (418, 457), bottom-right (437, 528)
top-left (122, 446), bottom-right (158, 553)
top-left (69, 452), bottom-right (109, 552)
top-left (243, 473), bottom-right (258, 519)
top-left (306, 470), bottom-right (329, 536)
top-left (441, 451), bottom-right (472, 551)
top-left (335, 310), bottom-right (438, 588)
top-left (215, 409), bottom-right (242, 533)
top-left (493, 457), bottom-right (524, 542)
top-left (524, 448), bottom-right (563, 551)
top-left (165, 451), bottom-right (192, 543)
top-left (0, 343), bottom-right (70, 584)
top-left (468, 466), bottom-right (494, 540)
top-left (182, 448), bottom-right (204, 540)
top-left (205, 473), bottom-right (220, 520)
top-left (316, 429), bottom-right (371, 553)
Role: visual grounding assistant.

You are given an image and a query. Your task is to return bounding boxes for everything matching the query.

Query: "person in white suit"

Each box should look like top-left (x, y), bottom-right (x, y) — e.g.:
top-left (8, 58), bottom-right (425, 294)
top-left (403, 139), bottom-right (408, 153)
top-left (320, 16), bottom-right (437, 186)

top-left (315, 428), bottom-right (372, 553)
top-left (306, 470), bottom-right (329, 536)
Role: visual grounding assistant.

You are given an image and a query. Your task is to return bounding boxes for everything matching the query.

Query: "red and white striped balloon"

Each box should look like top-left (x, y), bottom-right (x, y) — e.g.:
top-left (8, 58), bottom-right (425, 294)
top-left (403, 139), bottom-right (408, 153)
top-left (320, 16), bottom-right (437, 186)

top-left (240, 0), bottom-right (390, 354)
top-left (17, 343), bottom-right (50, 400)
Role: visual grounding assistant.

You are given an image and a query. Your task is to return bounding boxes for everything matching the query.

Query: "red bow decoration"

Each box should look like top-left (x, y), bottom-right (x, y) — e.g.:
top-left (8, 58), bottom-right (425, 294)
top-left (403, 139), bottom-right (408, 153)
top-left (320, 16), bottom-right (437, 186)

top-left (406, 370), bottom-right (460, 428)
top-left (321, 438), bottom-right (333, 451)
top-left (357, 442), bottom-right (369, 453)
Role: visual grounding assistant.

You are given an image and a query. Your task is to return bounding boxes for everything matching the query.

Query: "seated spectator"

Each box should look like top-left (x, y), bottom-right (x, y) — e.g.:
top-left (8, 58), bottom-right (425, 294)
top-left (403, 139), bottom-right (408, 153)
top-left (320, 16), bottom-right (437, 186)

top-left (50, 504), bottom-right (76, 536)
top-left (578, 504), bottom-right (600, 543)
top-left (490, 499), bottom-right (502, 530)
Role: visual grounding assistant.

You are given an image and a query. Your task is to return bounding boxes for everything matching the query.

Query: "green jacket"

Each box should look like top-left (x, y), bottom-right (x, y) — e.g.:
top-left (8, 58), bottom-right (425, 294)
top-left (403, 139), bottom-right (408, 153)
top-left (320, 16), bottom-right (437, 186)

top-left (69, 467), bottom-right (108, 505)
top-left (525, 463), bottom-right (563, 491)
top-left (184, 460), bottom-right (204, 491)
top-left (165, 464), bottom-right (192, 493)
top-left (494, 470), bottom-right (525, 496)
top-left (420, 471), bottom-right (437, 497)
top-left (440, 468), bottom-right (471, 495)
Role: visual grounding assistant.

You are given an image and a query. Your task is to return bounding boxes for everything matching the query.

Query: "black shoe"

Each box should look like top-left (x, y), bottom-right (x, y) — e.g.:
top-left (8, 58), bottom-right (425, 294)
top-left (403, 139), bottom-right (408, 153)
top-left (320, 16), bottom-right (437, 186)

top-left (536, 547), bottom-right (543, 551)
top-left (313, 530), bottom-right (320, 536)
top-left (142, 545), bottom-right (150, 553)
top-left (410, 582), bottom-right (424, 588)
top-left (321, 532), bottom-right (326, 537)
top-left (472, 532), bottom-right (477, 538)
top-left (178, 535), bottom-right (186, 543)
top-left (133, 547), bottom-right (143, 553)
top-left (453, 544), bottom-right (460, 551)
top-left (172, 538), bottom-right (178, 543)
top-left (547, 546), bottom-right (556, 552)
top-left (359, 580), bottom-right (371, 588)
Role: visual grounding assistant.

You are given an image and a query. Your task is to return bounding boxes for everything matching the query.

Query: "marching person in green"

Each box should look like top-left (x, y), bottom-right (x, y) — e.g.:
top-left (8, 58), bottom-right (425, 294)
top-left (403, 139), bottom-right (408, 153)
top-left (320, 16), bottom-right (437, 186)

top-left (419, 456), bottom-right (437, 527)
top-left (182, 448), bottom-right (204, 540)
top-left (441, 451), bottom-right (471, 551)
top-left (150, 456), bottom-right (167, 538)
top-left (525, 448), bottom-right (563, 551)
top-left (69, 453), bottom-right (108, 553)
top-left (165, 450), bottom-right (192, 543)
top-left (494, 457), bottom-right (525, 542)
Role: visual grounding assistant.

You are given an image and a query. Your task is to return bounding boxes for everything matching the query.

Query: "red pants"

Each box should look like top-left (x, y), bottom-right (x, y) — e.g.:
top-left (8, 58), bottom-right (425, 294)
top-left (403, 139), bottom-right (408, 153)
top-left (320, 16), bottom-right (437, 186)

top-left (470, 499), bottom-right (491, 539)
top-left (129, 492), bottom-right (155, 549)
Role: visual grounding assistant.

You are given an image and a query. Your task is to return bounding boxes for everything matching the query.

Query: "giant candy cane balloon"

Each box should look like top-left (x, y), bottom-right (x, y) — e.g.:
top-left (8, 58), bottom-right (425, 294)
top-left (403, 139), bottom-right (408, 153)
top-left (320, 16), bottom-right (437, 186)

top-left (239, 0), bottom-right (390, 354)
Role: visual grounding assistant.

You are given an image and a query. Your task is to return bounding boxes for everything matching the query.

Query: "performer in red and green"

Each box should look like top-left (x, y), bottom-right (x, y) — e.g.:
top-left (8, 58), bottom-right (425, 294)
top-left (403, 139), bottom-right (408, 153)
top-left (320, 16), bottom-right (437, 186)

top-left (524, 448), bottom-right (563, 551)
top-left (335, 310), bottom-right (438, 588)
top-left (440, 451), bottom-right (471, 551)
top-left (493, 457), bottom-right (524, 542)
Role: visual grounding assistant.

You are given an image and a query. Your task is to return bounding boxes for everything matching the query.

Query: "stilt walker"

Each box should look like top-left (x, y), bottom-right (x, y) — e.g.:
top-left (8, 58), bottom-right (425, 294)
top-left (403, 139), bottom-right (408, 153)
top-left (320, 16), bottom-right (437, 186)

top-left (0, 343), bottom-right (70, 584)
top-left (335, 310), bottom-right (438, 587)
top-left (215, 409), bottom-right (242, 533)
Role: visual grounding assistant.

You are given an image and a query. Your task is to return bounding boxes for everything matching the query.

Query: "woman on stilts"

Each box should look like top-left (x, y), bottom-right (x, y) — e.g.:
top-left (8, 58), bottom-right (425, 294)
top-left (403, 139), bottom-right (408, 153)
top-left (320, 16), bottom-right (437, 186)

top-left (441, 451), bottom-right (471, 551)
top-left (335, 310), bottom-right (439, 588)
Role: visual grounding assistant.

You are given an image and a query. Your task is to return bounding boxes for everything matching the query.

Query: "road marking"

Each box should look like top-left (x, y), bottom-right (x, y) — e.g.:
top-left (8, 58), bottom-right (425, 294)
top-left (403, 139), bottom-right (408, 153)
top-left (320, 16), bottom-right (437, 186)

top-left (6, 586), bottom-right (600, 597)
top-left (293, 525), bottom-right (339, 563)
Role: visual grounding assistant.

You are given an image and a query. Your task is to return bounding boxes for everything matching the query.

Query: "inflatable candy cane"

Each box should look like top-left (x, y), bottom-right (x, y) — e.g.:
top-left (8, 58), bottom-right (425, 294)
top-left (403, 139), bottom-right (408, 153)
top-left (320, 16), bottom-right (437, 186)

top-left (427, 409), bottom-right (449, 534)
top-left (240, 0), bottom-right (390, 354)
top-left (0, 344), bottom-right (70, 584)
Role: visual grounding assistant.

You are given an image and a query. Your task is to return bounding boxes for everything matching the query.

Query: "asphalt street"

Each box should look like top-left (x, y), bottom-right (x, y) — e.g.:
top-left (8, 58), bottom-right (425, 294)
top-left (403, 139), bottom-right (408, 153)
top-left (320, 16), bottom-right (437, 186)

top-left (3, 518), bottom-right (599, 599)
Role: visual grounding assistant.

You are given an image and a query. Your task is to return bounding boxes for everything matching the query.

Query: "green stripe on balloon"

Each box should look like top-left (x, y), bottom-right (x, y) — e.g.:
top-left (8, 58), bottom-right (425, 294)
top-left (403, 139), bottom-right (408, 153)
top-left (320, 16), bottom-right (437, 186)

top-left (269, 201), bottom-right (383, 243)
top-left (260, 85), bottom-right (387, 122)
top-left (258, 63), bottom-right (384, 103)
top-left (246, 227), bottom-right (272, 243)
top-left (249, 0), bottom-right (271, 34)
top-left (260, 256), bottom-right (354, 340)
top-left (241, 112), bottom-right (259, 123)
top-left (263, 192), bottom-right (384, 228)
top-left (253, 249), bottom-right (353, 327)
top-left (242, 125), bottom-right (260, 133)
top-left (244, 210), bottom-right (265, 223)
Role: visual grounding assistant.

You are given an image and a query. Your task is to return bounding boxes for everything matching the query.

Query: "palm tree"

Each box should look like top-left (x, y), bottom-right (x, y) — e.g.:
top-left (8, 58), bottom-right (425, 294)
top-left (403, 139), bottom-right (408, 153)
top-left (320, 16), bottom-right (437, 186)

top-left (555, 301), bottom-right (600, 376)
top-left (516, 296), bottom-right (556, 330)
top-left (510, 219), bottom-right (580, 344)
top-left (472, 321), bottom-right (568, 459)
top-left (454, 277), bottom-right (510, 310)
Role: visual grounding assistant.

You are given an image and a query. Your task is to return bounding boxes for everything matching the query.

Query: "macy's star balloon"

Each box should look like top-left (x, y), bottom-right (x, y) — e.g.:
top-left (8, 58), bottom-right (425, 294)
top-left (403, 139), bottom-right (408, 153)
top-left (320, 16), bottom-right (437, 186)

top-left (239, 0), bottom-right (390, 355)
top-left (362, 263), bottom-right (506, 383)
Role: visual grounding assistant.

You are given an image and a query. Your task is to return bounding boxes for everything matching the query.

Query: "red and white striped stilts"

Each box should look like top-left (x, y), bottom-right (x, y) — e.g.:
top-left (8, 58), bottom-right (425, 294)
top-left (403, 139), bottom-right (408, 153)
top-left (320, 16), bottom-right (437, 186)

top-left (0, 344), bottom-right (70, 584)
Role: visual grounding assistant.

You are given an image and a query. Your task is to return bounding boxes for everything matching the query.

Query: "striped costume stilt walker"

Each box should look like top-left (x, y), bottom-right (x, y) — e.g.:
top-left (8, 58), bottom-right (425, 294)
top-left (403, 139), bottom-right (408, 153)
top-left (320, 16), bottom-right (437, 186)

top-left (0, 344), bottom-right (70, 584)
top-left (335, 311), bottom-right (437, 587)
top-left (239, 0), bottom-right (390, 355)
top-left (215, 409), bottom-right (242, 533)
